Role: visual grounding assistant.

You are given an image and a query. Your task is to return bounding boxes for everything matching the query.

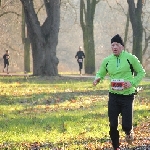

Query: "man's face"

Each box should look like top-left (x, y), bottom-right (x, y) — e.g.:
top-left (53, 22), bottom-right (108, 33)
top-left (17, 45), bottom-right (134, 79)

top-left (111, 42), bottom-right (123, 56)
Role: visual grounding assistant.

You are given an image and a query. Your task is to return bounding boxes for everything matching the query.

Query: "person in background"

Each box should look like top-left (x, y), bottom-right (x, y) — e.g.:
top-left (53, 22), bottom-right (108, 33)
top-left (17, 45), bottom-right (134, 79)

top-left (3, 50), bottom-right (10, 74)
top-left (75, 46), bottom-right (85, 75)
top-left (93, 34), bottom-right (145, 150)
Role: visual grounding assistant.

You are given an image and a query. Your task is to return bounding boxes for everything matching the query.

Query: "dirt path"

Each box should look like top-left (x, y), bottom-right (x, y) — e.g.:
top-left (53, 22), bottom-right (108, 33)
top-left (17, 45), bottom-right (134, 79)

top-left (0, 72), bottom-right (29, 77)
top-left (1, 73), bottom-right (150, 81)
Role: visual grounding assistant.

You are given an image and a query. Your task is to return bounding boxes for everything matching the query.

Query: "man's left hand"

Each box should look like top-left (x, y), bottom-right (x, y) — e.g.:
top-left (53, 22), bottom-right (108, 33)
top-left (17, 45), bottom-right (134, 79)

top-left (123, 81), bottom-right (132, 89)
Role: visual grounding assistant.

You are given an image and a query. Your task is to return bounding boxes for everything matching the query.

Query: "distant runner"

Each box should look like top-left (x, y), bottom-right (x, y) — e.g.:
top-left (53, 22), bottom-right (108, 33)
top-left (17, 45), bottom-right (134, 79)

top-left (75, 46), bottom-right (85, 76)
top-left (3, 50), bottom-right (10, 74)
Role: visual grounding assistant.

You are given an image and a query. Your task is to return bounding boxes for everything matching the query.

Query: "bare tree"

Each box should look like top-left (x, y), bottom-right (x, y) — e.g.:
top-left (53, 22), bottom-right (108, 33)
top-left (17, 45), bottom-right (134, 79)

top-left (114, 0), bottom-right (130, 48)
top-left (80, 0), bottom-right (100, 74)
top-left (127, 0), bottom-right (143, 63)
top-left (20, 0), bottom-right (60, 76)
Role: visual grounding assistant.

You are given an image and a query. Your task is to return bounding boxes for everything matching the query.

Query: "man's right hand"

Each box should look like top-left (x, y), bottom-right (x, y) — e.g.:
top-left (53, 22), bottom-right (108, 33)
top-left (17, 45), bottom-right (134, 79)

top-left (93, 78), bottom-right (100, 86)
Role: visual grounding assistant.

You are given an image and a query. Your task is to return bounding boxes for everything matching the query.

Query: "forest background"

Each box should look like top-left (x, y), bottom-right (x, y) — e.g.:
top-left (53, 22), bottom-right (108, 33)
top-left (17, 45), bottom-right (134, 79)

top-left (0, 0), bottom-right (150, 74)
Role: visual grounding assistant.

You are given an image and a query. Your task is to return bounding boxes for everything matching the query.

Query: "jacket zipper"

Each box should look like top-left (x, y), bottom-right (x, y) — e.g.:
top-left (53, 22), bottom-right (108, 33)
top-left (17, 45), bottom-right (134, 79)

top-left (117, 57), bottom-right (120, 67)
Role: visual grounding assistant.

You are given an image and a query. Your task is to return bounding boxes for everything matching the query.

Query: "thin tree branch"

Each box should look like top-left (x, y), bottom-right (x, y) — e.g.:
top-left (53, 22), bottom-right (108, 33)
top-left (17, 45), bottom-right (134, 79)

top-left (1, 0), bottom-right (13, 9)
top-left (36, 3), bottom-right (45, 14)
top-left (115, 0), bottom-right (127, 16)
top-left (0, 11), bottom-right (21, 17)
top-left (105, 0), bottom-right (112, 9)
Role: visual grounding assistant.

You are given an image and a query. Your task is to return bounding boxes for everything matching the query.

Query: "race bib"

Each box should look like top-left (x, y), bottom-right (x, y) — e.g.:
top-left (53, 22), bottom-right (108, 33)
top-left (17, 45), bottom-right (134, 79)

top-left (111, 79), bottom-right (124, 90)
top-left (78, 59), bottom-right (83, 62)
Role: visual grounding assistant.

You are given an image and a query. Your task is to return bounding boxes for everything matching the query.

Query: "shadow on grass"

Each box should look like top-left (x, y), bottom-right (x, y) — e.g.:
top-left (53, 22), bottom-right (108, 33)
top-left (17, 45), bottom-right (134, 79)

top-left (0, 108), bottom-right (149, 149)
top-left (0, 76), bottom-right (149, 149)
top-left (0, 88), bottom-right (109, 105)
top-left (0, 75), bottom-right (94, 84)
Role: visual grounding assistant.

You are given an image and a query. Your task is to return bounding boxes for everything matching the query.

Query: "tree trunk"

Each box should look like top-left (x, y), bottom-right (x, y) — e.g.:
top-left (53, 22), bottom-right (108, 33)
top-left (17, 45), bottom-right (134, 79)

top-left (22, 6), bottom-right (30, 73)
top-left (83, 24), bottom-right (95, 74)
top-left (127, 0), bottom-right (143, 63)
top-left (124, 9), bottom-right (130, 49)
top-left (143, 29), bottom-right (150, 55)
top-left (20, 0), bottom-right (60, 76)
top-left (24, 38), bottom-right (30, 73)
top-left (80, 0), bottom-right (100, 74)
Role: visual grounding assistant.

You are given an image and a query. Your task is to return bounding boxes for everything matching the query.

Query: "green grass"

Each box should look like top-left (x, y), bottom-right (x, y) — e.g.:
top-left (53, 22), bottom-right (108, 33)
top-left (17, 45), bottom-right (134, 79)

top-left (0, 76), bottom-right (149, 149)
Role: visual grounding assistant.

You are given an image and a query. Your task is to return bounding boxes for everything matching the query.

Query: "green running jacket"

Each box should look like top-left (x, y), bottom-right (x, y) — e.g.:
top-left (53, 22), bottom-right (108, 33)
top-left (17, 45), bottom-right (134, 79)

top-left (95, 50), bottom-right (146, 95)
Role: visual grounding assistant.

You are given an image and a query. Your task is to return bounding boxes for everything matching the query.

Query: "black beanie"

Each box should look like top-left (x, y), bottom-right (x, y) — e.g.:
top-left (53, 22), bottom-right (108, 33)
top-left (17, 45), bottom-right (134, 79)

top-left (111, 34), bottom-right (124, 46)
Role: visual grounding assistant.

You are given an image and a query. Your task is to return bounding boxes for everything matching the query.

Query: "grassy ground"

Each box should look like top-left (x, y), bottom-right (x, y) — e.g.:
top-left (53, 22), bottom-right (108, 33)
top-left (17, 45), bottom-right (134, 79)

top-left (0, 75), bottom-right (149, 149)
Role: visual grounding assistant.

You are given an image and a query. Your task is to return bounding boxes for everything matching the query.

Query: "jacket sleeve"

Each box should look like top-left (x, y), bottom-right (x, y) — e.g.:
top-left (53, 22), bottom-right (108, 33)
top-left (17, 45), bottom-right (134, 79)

top-left (130, 55), bottom-right (146, 87)
top-left (82, 52), bottom-right (85, 58)
top-left (95, 58), bottom-right (108, 80)
top-left (75, 52), bottom-right (78, 58)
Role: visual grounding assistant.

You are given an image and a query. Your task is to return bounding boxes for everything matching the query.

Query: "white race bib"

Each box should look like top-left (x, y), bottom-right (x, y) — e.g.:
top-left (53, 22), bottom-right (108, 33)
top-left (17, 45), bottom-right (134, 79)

top-left (78, 59), bottom-right (83, 62)
top-left (111, 79), bottom-right (124, 90)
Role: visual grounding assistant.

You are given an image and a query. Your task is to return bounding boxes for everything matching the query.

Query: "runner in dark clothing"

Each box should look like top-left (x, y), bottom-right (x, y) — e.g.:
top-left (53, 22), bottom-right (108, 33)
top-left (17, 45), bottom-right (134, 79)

top-left (3, 50), bottom-right (10, 74)
top-left (75, 46), bottom-right (85, 75)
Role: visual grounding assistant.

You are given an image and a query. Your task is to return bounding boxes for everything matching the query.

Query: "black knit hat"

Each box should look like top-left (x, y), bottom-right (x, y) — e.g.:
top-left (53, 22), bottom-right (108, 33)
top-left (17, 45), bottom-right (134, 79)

top-left (111, 34), bottom-right (124, 46)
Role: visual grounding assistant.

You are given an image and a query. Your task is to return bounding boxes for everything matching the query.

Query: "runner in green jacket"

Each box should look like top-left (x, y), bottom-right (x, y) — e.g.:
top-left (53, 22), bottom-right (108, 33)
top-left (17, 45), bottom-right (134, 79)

top-left (93, 34), bottom-right (145, 150)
